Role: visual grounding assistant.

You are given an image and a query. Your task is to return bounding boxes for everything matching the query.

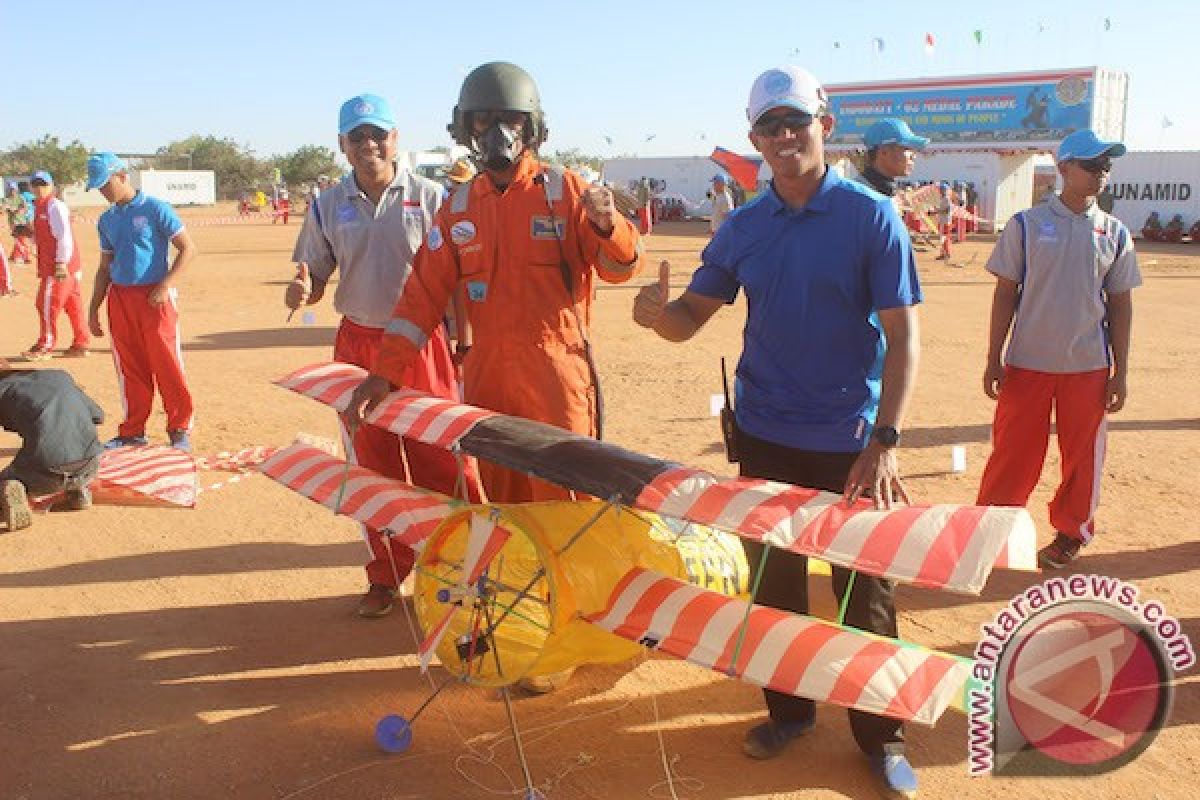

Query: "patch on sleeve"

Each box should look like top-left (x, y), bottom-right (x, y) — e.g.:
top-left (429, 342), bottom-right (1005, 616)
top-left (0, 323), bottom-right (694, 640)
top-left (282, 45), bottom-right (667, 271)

top-left (467, 280), bottom-right (487, 302)
top-left (428, 226), bottom-right (444, 251)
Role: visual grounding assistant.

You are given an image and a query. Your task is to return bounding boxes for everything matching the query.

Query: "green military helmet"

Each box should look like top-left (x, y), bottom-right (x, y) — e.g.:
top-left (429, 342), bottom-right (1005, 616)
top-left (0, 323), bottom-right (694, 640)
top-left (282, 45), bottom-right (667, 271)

top-left (448, 61), bottom-right (548, 149)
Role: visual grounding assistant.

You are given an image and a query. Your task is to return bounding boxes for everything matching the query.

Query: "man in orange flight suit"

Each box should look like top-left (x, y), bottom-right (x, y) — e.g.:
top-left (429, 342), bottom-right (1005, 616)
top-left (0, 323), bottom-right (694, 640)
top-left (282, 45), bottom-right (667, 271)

top-left (347, 62), bottom-right (644, 504)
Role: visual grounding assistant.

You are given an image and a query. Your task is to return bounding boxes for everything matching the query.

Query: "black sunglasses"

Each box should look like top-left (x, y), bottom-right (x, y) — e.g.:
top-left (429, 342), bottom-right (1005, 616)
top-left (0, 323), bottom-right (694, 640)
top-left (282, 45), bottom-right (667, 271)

top-left (345, 126), bottom-right (390, 144)
top-left (1074, 156), bottom-right (1113, 174)
top-left (752, 110), bottom-right (817, 137)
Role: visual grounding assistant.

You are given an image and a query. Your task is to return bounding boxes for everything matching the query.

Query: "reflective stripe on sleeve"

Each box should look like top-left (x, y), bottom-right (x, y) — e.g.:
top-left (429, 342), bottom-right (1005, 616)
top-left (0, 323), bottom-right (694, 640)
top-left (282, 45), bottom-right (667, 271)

top-left (384, 317), bottom-right (429, 349)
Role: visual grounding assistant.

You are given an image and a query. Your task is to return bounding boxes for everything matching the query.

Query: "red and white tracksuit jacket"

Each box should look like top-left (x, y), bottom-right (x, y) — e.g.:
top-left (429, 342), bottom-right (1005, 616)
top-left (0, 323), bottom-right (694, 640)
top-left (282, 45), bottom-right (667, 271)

top-left (32, 196), bottom-right (88, 350)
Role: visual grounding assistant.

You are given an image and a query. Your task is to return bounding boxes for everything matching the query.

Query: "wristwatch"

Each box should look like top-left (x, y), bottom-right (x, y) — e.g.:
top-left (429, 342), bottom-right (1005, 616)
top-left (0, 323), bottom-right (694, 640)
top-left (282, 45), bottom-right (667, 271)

top-left (873, 425), bottom-right (900, 448)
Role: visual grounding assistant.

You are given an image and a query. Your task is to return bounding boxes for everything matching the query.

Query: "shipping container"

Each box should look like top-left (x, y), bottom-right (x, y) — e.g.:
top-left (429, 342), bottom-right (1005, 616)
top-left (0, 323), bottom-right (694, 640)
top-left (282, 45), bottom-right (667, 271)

top-left (131, 170), bottom-right (216, 206)
top-left (602, 156), bottom-right (744, 216)
top-left (1104, 151), bottom-right (1200, 235)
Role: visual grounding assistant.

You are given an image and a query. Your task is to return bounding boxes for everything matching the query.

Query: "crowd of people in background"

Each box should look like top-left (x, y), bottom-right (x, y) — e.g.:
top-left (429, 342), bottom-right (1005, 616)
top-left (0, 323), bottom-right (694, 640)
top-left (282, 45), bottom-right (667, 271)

top-left (1141, 210), bottom-right (1200, 243)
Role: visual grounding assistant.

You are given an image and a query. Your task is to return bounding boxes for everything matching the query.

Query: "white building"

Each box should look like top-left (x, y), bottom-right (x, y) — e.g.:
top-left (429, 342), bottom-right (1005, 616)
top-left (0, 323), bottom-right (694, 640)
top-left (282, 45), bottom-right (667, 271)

top-left (63, 169), bottom-right (216, 208)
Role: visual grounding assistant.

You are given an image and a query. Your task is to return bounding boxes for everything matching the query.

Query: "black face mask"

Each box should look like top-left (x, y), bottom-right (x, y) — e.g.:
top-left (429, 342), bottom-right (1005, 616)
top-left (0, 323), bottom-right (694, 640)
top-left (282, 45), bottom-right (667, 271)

top-left (477, 123), bottom-right (523, 171)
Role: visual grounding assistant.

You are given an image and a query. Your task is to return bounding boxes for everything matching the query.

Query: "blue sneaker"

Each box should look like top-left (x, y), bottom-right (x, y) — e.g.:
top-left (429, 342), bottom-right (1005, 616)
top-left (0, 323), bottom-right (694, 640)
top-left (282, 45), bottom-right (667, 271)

top-left (868, 744), bottom-right (918, 799)
top-left (742, 717), bottom-right (816, 759)
top-left (105, 435), bottom-right (149, 449)
top-left (168, 430), bottom-right (192, 453)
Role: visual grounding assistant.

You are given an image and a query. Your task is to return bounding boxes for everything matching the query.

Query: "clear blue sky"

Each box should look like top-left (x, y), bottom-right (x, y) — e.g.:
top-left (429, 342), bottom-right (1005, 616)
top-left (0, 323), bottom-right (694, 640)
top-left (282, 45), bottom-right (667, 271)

top-left (2, 0), bottom-right (1194, 158)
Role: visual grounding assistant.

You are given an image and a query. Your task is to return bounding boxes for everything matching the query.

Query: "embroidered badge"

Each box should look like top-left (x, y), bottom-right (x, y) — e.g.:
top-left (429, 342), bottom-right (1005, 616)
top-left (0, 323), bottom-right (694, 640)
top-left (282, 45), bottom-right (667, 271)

top-left (427, 227), bottom-right (444, 251)
top-left (467, 281), bottom-right (488, 302)
top-left (531, 215), bottom-right (565, 239)
top-left (450, 220), bottom-right (476, 245)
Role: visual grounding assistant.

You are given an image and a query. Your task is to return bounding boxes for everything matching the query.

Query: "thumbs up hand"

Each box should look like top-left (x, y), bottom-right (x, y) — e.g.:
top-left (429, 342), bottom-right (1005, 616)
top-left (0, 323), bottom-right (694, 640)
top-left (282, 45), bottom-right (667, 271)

top-left (633, 260), bottom-right (671, 328)
top-left (285, 262), bottom-right (312, 310)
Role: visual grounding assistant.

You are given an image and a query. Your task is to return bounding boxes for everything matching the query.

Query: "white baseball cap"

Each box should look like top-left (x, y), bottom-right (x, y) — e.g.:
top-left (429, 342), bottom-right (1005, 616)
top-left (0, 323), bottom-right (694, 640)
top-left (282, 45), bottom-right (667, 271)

top-left (746, 66), bottom-right (827, 125)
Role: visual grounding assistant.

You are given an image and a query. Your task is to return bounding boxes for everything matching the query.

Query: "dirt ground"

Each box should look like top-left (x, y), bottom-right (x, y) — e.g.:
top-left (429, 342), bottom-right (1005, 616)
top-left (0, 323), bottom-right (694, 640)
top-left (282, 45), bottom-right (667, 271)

top-left (1, 205), bottom-right (1197, 800)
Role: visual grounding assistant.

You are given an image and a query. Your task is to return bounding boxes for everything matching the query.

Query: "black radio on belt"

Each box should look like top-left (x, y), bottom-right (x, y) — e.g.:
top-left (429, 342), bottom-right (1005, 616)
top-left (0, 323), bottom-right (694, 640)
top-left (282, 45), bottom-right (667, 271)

top-left (720, 357), bottom-right (739, 464)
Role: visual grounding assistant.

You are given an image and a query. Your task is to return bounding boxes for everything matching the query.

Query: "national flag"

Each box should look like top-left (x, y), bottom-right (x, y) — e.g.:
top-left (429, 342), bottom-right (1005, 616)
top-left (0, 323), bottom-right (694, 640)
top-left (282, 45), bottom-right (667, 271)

top-left (924, 33), bottom-right (935, 55)
top-left (1163, 116), bottom-right (1174, 129)
top-left (872, 37), bottom-right (885, 54)
top-left (710, 147), bottom-right (761, 192)
top-left (973, 29), bottom-right (983, 45)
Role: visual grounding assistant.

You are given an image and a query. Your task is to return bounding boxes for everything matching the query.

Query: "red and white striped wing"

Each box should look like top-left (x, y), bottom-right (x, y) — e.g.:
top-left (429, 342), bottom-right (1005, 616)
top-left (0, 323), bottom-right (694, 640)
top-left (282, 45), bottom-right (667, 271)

top-left (93, 446), bottom-right (197, 508)
top-left (275, 362), bottom-right (497, 450)
top-left (258, 443), bottom-right (454, 547)
top-left (636, 467), bottom-right (1036, 594)
top-left (587, 568), bottom-right (970, 726)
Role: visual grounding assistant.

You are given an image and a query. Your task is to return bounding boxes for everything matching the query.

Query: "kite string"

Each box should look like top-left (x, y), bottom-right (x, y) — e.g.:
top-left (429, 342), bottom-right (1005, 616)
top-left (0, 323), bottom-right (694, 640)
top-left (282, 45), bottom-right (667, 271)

top-left (728, 542), bottom-right (772, 674)
top-left (643, 656), bottom-right (705, 800)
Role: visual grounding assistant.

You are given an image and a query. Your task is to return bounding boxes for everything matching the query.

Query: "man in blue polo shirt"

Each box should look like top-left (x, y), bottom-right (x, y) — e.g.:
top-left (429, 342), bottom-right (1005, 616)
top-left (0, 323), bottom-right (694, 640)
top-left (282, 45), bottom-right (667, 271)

top-left (633, 65), bottom-right (921, 799)
top-left (85, 152), bottom-right (198, 451)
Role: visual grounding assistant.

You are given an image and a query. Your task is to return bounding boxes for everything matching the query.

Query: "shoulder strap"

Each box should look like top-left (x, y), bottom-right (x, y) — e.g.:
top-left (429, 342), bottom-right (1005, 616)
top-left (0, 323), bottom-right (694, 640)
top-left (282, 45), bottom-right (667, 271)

top-left (543, 164), bottom-right (566, 204)
top-left (450, 178), bottom-right (473, 214)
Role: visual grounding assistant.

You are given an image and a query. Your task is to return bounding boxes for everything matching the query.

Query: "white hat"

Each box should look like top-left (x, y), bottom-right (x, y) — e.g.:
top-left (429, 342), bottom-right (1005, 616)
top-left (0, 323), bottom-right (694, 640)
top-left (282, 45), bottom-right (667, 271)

top-left (746, 65), bottom-right (827, 125)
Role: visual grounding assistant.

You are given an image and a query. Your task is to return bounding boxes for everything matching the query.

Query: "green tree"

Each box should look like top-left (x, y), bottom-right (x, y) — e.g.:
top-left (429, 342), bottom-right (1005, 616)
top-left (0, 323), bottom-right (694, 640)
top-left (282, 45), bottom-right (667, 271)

top-left (156, 136), bottom-right (270, 199)
top-left (271, 145), bottom-right (343, 187)
top-left (0, 135), bottom-right (90, 186)
top-left (545, 147), bottom-right (603, 173)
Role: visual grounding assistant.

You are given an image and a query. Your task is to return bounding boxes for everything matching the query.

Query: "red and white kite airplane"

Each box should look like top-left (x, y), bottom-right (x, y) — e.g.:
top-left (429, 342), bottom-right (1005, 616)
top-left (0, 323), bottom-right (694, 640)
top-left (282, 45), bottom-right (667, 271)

top-left (264, 362), bottom-right (1036, 789)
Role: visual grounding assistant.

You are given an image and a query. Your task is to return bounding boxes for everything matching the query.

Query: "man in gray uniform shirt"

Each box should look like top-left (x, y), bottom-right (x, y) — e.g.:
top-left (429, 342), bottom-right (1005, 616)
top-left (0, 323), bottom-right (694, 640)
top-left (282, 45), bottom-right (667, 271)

top-left (285, 93), bottom-right (481, 618)
top-left (977, 128), bottom-right (1140, 569)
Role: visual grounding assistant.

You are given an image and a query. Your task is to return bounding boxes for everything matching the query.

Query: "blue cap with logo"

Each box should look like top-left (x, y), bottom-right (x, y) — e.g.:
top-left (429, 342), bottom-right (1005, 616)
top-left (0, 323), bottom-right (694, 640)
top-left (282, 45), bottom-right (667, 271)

top-left (31, 170), bottom-right (53, 185)
top-left (338, 93), bottom-right (397, 135)
top-left (1057, 129), bottom-right (1126, 162)
top-left (864, 118), bottom-right (929, 150)
top-left (87, 152), bottom-right (128, 190)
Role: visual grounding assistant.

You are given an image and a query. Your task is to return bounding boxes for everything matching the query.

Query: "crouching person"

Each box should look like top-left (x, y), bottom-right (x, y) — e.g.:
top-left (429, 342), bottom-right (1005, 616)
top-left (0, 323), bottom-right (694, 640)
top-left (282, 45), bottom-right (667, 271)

top-left (0, 363), bottom-right (104, 530)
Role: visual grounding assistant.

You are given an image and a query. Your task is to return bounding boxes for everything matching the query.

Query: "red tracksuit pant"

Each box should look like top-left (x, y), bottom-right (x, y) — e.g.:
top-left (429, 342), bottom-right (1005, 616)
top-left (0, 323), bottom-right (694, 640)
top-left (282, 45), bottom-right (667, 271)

top-left (977, 366), bottom-right (1109, 543)
top-left (334, 317), bottom-right (482, 588)
top-left (107, 284), bottom-right (195, 437)
top-left (35, 273), bottom-right (90, 350)
top-left (9, 234), bottom-right (32, 263)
